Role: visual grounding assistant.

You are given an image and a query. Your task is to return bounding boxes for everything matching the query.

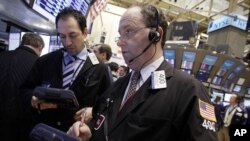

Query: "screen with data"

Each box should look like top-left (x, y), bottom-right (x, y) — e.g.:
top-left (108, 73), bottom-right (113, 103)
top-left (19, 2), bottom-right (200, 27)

top-left (32, 0), bottom-right (90, 22)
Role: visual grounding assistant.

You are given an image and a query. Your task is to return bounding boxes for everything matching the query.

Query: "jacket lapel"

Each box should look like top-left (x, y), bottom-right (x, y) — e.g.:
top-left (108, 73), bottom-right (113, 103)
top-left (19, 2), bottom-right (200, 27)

top-left (109, 61), bottom-right (174, 133)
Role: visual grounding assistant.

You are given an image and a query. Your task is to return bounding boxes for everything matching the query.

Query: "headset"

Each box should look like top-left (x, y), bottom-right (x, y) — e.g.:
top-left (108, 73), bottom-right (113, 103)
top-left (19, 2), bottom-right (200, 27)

top-left (129, 6), bottom-right (161, 63)
top-left (148, 6), bottom-right (161, 42)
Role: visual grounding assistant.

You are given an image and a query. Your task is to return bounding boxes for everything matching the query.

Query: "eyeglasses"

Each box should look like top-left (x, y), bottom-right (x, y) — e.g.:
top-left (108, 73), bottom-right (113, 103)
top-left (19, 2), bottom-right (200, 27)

top-left (115, 27), bottom-right (148, 42)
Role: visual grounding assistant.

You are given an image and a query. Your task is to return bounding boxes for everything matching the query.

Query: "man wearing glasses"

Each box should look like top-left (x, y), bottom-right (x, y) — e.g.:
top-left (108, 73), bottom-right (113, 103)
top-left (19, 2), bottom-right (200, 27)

top-left (68, 3), bottom-right (218, 141)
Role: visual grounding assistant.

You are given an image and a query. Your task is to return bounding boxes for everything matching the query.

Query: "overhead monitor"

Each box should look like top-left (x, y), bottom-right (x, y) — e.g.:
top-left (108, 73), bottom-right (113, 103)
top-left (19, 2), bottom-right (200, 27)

top-left (163, 49), bottom-right (175, 66)
top-left (224, 93), bottom-right (234, 102)
top-left (232, 84), bottom-right (241, 93)
top-left (221, 59), bottom-right (235, 70)
top-left (196, 71), bottom-right (209, 82)
top-left (202, 55), bottom-right (218, 66)
top-left (211, 90), bottom-right (224, 102)
top-left (182, 51), bottom-right (196, 62)
top-left (50, 35), bottom-right (63, 52)
top-left (8, 33), bottom-right (21, 50)
top-left (216, 68), bottom-right (227, 76)
top-left (32, 0), bottom-right (90, 22)
top-left (212, 76), bottom-right (222, 85)
top-left (233, 64), bottom-right (245, 74)
top-left (244, 98), bottom-right (250, 107)
top-left (227, 72), bottom-right (236, 80)
top-left (181, 51), bottom-right (196, 70)
top-left (200, 63), bottom-right (213, 72)
top-left (223, 79), bottom-right (231, 89)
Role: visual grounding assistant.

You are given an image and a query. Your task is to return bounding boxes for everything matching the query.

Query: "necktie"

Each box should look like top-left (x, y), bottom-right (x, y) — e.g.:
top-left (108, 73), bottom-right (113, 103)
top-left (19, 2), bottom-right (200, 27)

top-left (120, 71), bottom-right (141, 110)
top-left (62, 58), bottom-right (75, 89)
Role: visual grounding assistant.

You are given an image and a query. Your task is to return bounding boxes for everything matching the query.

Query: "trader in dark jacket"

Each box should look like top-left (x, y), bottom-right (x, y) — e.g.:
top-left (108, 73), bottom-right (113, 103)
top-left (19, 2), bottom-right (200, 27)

top-left (0, 33), bottom-right (44, 141)
top-left (20, 8), bottom-right (112, 133)
top-left (68, 3), bottom-right (218, 141)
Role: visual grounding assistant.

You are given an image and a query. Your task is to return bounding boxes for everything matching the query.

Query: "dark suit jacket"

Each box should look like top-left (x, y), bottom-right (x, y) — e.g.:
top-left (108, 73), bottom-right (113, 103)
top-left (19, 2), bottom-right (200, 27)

top-left (91, 61), bottom-right (218, 141)
top-left (0, 46), bottom-right (38, 119)
top-left (20, 49), bottom-right (112, 131)
top-left (0, 46), bottom-right (38, 141)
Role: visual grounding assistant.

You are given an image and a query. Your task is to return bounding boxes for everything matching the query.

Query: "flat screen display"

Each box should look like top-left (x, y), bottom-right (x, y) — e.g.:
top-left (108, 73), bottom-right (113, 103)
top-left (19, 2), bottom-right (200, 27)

top-left (244, 98), bottom-right (250, 107)
top-left (163, 49), bottom-right (175, 59)
top-left (181, 61), bottom-right (194, 69)
top-left (202, 55), bottom-right (218, 65)
top-left (32, 0), bottom-right (90, 22)
top-left (181, 69), bottom-right (191, 74)
top-left (221, 60), bottom-right (235, 70)
top-left (211, 90), bottom-right (224, 102)
top-left (233, 64), bottom-right (244, 73)
top-left (200, 63), bottom-right (213, 72)
top-left (8, 33), bottom-right (21, 50)
top-left (223, 79), bottom-right (231, 89)
top-left (233, 84), bottom-right (241, 92)
top-left (216, 68), bottom-right (227, 76)
top-left (50, 35), bottom-right (63, 52)
top-left (163, 49), bottom-right (175, 66)
top-left (196, 71), bottom-right (209, 82)
top-left (182, 51), bottom-right (196, 61)
top-left (212, 76), bottom-right (222, 85)
top-left (227, 72), bottom-right (236, 80)
top-left (224, 93), bottom-right (234, 102)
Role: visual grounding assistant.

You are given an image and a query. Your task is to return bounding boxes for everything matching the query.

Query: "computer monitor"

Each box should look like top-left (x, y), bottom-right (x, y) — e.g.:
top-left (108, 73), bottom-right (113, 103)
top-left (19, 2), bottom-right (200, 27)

top-left (200, 63), bottom-right (213, 72)
top-left (211, 90), bottom-right (224, 102)
top-left (221, 59), bottom-right (235, 70)
top-left (243, 98), bottom-right (250, 107)
top-left (196, 71), bottom-right (209, 82)
top-left (202, 55), bottom-right (218, 66)
top-left (32, 0), bottom-right (90, 22)
top-left (224, 93), bottom-right (234, 102)
top-left (232, 84), bottom-right (241, 93)
top-left (212, 76), bottom-right (222, 85)
top-left (8, 33), bottom-right (21, 50)
top-left (163, 49), bottom-right (175, 66)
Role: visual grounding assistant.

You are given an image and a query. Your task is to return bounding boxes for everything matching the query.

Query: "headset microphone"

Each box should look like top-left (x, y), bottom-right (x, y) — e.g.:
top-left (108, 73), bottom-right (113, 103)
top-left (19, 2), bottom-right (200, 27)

top-left (128, 34), bottom-right (158, 63)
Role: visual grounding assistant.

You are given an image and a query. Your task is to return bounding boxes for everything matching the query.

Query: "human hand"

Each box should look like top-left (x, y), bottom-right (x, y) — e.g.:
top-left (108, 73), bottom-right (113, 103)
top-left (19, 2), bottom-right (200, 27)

top-left (67, 121), bottom-right (92, 141)
top-left (74, 107), bottom-right (93, 123)
top-left (31, 96), bottom-right (57, 110)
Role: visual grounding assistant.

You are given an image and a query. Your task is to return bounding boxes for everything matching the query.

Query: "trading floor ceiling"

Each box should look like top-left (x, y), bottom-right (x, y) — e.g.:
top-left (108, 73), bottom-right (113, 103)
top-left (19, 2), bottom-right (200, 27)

top-left (0, 0), bottom-right (249, 35)
top-left (108, 0), bottom-right (250, 33)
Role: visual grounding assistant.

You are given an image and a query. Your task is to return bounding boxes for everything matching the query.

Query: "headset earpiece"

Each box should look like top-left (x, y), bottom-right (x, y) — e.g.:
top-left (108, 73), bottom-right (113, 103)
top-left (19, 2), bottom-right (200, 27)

top-left (148, 30), bottom-right (160, 42)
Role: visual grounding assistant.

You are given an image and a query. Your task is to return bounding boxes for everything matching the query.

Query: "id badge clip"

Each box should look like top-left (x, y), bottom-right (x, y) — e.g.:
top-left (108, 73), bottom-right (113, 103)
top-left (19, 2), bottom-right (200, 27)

top-left (151, 70), bottom-right (167, 89)
top-left (89, 52), bottom-right (99, 65)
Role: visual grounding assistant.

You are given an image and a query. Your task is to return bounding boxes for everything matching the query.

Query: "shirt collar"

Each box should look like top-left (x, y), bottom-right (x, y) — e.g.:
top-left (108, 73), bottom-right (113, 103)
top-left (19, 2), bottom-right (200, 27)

top-left (63, 46), bottom-right (88, 64)
top-left (139, 56), bottom-right (164, 83)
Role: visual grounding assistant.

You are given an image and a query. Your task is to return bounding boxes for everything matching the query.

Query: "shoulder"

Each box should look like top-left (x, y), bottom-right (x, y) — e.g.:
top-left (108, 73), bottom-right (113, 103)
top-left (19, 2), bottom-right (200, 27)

top-left (37, 49), bottom-right (63, 63)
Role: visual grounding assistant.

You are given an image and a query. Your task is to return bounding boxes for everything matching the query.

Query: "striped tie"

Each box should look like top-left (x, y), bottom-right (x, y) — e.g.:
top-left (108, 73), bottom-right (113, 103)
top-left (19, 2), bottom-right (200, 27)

top-left (120, 71), bottom-right (141, 110)
top-left (62, 59), bottom-right (75, 89)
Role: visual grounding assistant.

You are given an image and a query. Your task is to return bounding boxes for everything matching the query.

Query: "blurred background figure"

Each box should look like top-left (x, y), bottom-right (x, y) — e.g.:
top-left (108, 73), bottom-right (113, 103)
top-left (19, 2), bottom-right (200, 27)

top-left (117, 65), bottom-right (129, 77)
top-left (93, 43), bottom-right (112, 63)
top-left (108, 61), bottom-right (119, 81)
top-left (0, 32), bottom-right (44, 141)
top-left (93, 43), bottom-right (114, 82)
top-left (212, 96), bottom-right (224, 132)
top-left (218, 94), bottom-right (248, 141)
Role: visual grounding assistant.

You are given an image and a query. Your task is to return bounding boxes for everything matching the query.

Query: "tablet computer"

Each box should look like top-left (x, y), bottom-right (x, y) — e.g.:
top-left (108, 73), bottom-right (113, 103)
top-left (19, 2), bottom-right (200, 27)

top-left (30, 123), bottom-right (79, 141)
top-left (33, 87), bottom-right (79, 109)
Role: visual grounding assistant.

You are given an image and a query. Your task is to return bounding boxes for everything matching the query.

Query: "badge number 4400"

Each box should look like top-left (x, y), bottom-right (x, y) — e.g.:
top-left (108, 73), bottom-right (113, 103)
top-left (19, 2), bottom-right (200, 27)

top-left (202, 119), bottom-right (216, 132)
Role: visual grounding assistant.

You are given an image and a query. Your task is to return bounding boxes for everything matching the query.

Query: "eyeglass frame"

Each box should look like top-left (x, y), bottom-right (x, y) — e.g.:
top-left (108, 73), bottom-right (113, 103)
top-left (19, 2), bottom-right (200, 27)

top-left (115, 27), bottom-right (151, 43)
